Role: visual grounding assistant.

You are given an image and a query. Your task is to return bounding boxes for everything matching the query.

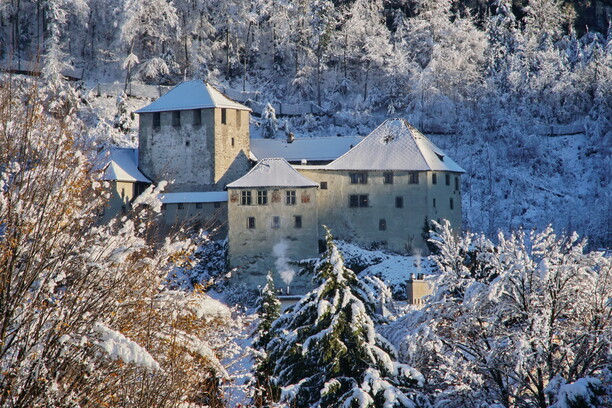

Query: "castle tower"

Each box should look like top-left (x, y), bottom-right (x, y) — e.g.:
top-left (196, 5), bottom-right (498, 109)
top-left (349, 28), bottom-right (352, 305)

top-left (135, 80), bottom-right (251, 192)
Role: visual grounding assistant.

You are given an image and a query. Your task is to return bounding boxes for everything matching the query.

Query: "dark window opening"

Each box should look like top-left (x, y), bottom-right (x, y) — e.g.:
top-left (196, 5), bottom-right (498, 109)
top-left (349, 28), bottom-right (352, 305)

top-left (445, 174), bottom-right (450, 186)
top-left (349, 173), bottom-right (367, 184)
top-left (178, 203), bottom-right (184, 210)
top-left (285, 190), bottom-right (296, 205)
top-left (320, 181), bottom-right (328, 190)
top-left (172, 111), bottom-right (181, 127)
top-left (432, 173), bottom-right (437, 185)
top-left (185, 140), bottom-right (190, 147)
top-left (450, 198), bottom-right (454, 210)
top-left (455, 176), bottom-right (459, 190)
top-left (221, 108), bottom-right (227, 124)
top-left (196, 202), bottom-right (203, 209)
top-left (349, 194), bottom-right (369, 207)
top-left (214, 202), bottom-right (221, 208)
top-left (272, 216), bottom-right (280, 229)
top-left (383, 172), bottom-right (393, 184)
top-left (153, 112), bottom-right (161, 129)
top-left (161, 204), bottom-right (166, 211)
top-left (231, 137), bottom-right (235, 147)
top-left (395, 196), bottom-right (403, 208)
top-left (294, 215), bottom-right (302, 229)
top-left (257, 190), bottom-right (268, 205)
top-left (247, 217), bottom-right (256, 229)
top-left (241, 191), bottom-right (252, 205)
top-left (379, 219), bottom-right (387, 231)
top-left (409, 172), bottom-right (419, 184)
top-left (193, 109), bottom-right (201, 126)
top-left (433, 198), bottom-right (436, 208)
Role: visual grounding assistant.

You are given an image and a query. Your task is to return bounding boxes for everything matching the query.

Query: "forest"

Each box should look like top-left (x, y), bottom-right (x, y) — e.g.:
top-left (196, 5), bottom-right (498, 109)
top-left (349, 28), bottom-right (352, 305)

top-left (0, 0), bottom-right (611, 407)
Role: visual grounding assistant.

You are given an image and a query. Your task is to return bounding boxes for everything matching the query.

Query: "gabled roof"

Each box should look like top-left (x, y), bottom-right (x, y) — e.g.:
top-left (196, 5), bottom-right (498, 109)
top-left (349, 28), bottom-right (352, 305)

top-left (325, 119), bottom-right (465, 173)
top-left (227, 158), bottom-right (318, 189)
top-left (250, 136), bottom-right (363, 162)
top-left (160, 191), bottom-right (228, 204)
top-left (135, 80), bottom-right (250, 113)
top-left (101, 147), bottom-right (150, 183)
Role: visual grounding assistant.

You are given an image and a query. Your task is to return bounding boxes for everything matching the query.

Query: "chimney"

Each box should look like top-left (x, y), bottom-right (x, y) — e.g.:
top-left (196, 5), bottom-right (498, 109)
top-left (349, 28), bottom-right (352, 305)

top-left (287, 132), bottom-right (295, 143)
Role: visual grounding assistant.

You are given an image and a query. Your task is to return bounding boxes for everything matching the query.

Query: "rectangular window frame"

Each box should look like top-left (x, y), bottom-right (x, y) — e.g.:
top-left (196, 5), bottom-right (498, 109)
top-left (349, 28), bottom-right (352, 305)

top-left (409, 172), bottom-right (419, 184)
top-left (247, 216), bottom-right (256, 229)
top-left (446, 174), bottom-right (450, 186)
top-left (196, 202), bottom-right (203, 209)
top-left (349, 172), bottom-right (368, 184)
top-left (272, 216), bottom-right (280, 229)
top-left (153, 112), bottom-right (161, 129)
top-left (172, 111), bottom-right (181, 127)
top-left (379, 219), bottom-right (387, 231)
top-left (285, 190), bottom-right (296, 205)
top-left (257, 190), bottom-right (268, 205)
top-left (450, 198), bottom-right (454, 210)
top-left (294, 215), bottom-right (302, 229)
top-left (320, 181), bottom-right (328, 190)
top-left (241, 190), bottom-right (252, 205)
top-left (395, 196), bottom-right (403, 208)
top-left (455, 176), bottom-right (459, 191)
top-left (221, 108), bottom-right (227, 124)
top-left (432, 173), bottom-right (437, 185)
top-left (383, 172), bottom-right (393, 184)
top-left (193, 109), bottom-right (201, 126)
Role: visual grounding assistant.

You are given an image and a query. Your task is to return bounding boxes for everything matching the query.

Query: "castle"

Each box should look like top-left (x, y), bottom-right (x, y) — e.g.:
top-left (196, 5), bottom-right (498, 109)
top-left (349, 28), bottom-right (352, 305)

top-left (101, 80), bottom-right (464, 294)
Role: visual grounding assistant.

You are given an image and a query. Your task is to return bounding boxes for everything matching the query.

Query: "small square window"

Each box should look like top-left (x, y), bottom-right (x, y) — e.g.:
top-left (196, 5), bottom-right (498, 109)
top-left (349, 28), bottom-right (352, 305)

top-left (349, 195), bottom-right (359, 208)
top-left (221, 108), bottom-right (227, 124)
top-left (241, 191), bottom-right (252, 205)
top-left (257, 190), bottom-right (268, 205)
top-left (153, 112), bottom-right (161, 129)
top-left (196, 202), bottom-right (203, 209)
top-left (320, 181), bottom-right (328, 190)
top-left (272, 216), bottom-right (280, 229)
top-left (172, 111), bottom-right (181, 127)
top-left (383, 172), bottom-right (393, 184)
top-left (409, 172), bottom-right (419, 184)
top-left (294, 215), bottom-right (302, 229)
top-left (450, 198), bottom-right (454, 210)
top-left (446, 174), bottom-right (450, 186)
top-left (178, 203), bottom-right (184, 210)
top-left (359, 195), bottom-right (369, 207)
top-left (379, 219), bottom-right (387, 231)
top-left (285, 190), bottom-right (296, 205)
top-left (247, 217), bottom-right (256, 229)
top-left (432, 173), bottom-right (437, 185)
top-left (193, 109), bottom-right (201, 126)
top-left (214, 202), bottom-right (221, 208)
top-left (395, 196), bottom-right (403, 208)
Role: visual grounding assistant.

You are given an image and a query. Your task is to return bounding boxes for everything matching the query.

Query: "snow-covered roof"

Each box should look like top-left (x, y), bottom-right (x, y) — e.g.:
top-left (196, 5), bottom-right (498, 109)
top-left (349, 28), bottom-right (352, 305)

top-left (101, 147), bottom-right (150, 183)
top-left (326, 119), bottom-right (465, 173)
top-left (160, 191), bottom-right (228, 204)
top-left (250, 136), bottom-right (363, 162)
top-left (135, 80), bottom-right (250, 113)
top-left (227, 158), bottom-right (319, 188)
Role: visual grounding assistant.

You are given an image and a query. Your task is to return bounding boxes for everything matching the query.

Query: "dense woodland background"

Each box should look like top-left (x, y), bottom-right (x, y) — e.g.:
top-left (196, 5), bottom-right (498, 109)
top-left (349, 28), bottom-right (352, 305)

top-left (1, 0), bottom-right (610, 244)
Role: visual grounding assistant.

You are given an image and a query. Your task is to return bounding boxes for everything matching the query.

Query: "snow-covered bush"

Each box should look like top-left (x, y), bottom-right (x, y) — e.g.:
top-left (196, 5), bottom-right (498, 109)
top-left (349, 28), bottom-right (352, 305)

top-left (387, 221), bottom-right (612, 408)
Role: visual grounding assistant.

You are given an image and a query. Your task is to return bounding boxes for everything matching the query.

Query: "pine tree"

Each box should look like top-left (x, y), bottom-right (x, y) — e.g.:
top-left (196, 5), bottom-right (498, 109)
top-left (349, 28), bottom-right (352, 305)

top-left (267, 229), bottom-right (426, 408)
top-left (251, 272), bottom-right (282, 407)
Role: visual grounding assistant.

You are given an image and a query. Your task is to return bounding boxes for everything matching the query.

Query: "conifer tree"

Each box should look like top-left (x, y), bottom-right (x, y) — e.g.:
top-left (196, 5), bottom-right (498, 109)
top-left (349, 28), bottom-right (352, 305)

top-left (267, 229), bottom-right (427, 408)
top-left (251, 272), bottom-right (281, 407)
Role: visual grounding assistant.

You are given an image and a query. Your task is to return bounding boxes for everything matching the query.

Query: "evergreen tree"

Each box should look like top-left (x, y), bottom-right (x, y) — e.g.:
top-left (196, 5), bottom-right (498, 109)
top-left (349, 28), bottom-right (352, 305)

top-left (267, 229), bottom-right (427, 408)
top-left (262, 103), bottom-right (277, 139)
top-left (251, 272), bottom-right (281, 407)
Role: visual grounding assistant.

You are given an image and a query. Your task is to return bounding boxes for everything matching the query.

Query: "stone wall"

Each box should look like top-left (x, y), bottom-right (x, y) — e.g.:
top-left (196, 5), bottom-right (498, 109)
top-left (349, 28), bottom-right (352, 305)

top-left (161, 202), bottom-right (228, 236)
top-left (213, 108), bottom-right (251, 188)
top-left (138, 109), bottom-right (215, 191)
top-left (227, 186), bottom-right (319, 294)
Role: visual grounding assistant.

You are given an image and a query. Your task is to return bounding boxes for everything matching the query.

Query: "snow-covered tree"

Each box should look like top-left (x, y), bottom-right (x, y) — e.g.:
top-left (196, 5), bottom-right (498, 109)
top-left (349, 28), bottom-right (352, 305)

top-left (251, 272), bottom-right (282, 406)
top-left (267, 229), bottom-right (427, 407)
top-left (261, 103), bottom-right (277, 139)
top-left (0, 76), bottom-right (236, 408)
top-left (388, 221), bottom-right (612, 408)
